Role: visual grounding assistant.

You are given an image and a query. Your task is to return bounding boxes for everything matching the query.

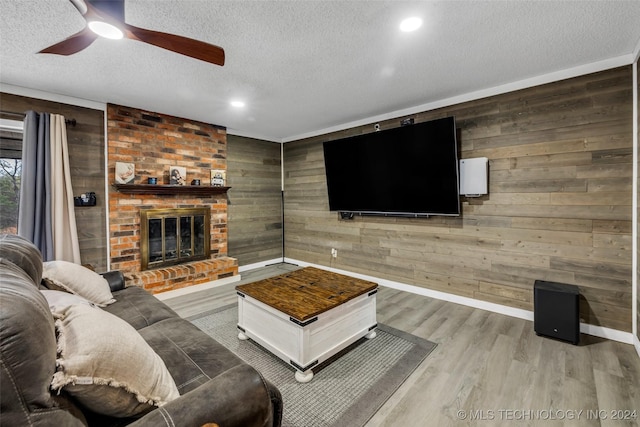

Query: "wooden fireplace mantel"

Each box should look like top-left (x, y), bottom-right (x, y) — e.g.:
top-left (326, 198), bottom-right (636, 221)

top-left (112, 183), bottom-right (230, 196)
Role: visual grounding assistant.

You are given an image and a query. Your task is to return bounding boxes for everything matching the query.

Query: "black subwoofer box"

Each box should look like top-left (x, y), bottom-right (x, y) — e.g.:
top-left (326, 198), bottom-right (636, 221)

top-left (533, 280), bottom-right (580, 345)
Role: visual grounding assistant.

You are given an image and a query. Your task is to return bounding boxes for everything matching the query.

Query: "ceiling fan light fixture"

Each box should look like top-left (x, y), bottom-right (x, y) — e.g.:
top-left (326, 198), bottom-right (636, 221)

top-left (88, 20), bottom-right (124, 39)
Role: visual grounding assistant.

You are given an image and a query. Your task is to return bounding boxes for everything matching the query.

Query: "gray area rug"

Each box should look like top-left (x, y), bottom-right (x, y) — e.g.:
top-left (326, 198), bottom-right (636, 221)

top-left (189, 305), bottom-right (437, 427)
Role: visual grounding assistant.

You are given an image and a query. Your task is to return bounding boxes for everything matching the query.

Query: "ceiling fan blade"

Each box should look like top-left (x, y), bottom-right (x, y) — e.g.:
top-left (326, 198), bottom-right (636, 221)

top-left (38, 26), bottom-right (98, 55)
top-left (124, 24), bottom-right (225, 66)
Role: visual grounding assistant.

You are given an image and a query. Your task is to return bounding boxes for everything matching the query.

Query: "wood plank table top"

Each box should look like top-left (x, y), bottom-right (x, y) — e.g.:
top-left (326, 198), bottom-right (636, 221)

top-left (236, 267), bottom-right (378, 321)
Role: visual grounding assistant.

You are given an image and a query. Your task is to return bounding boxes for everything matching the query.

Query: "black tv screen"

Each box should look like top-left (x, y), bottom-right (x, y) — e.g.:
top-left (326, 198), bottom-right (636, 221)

top-left (323, 116), bottom-right (460, 217)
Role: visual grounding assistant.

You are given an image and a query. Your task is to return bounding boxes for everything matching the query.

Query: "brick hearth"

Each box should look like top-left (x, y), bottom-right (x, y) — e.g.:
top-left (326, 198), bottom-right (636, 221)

top-left (107, 104), bottom-right (238, 293)
top-left (127, 257), bottom-right (238, 293)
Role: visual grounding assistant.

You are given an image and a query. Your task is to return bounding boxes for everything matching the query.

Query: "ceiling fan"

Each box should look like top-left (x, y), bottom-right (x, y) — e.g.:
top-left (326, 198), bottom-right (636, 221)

top-left (39, 0), bottom-right (225, 66)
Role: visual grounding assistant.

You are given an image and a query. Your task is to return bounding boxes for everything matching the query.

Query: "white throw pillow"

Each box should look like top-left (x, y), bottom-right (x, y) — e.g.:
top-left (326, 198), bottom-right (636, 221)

top-left (42, 261), bottom-right (116, 306)
top-left (51, 304), bottom-right (180, 417)
top-left (41, 289), bottom-right (94, 312)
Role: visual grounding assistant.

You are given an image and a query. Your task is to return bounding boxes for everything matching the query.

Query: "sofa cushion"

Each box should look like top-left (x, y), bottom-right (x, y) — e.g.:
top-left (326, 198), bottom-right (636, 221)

top-left (104, 286), bottom-right (179, 330)
top-left (42, 260), bottom-right (115, 307)
top-left (51, 304), bottom-right (180, 418)
top-left (137, 317), bottom-right (245, 395)
top-left (0, 234), bottom-right (43, 285)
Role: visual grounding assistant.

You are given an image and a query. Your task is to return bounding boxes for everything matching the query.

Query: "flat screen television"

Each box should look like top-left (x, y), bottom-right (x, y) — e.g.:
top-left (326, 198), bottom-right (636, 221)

top-left (323, 116), bottom-right (460, 217)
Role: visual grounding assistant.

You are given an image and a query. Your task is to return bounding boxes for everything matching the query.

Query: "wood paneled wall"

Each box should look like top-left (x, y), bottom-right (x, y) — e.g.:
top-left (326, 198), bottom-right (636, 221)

top-left (636, 58), bottom-right (640, 341)
top-left (284, 66), bottom-right (633, 332)
top-left (0, 92), bottom-right (107, 271)
top-left (227, 135), bottom-right (283, 266)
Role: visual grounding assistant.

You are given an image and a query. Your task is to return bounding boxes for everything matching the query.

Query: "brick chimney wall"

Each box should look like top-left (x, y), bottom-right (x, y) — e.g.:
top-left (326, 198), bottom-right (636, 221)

top-left (107, 104), bottom-right (237, 293)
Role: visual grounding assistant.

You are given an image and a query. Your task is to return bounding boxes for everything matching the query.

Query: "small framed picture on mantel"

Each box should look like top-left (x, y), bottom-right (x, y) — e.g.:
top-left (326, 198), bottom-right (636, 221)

top-left (115, 162), bottom-right (135, 184)
top-left (170, 166), bottom-right (187, 185)
top-left (211, 169), bottom-right (226, 187)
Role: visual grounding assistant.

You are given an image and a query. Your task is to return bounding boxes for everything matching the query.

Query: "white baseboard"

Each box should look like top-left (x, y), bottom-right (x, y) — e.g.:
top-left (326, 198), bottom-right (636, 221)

top-left (579, 323), bottom-right (634, 344)
top-left (238, 257), bottom-right (285, 273)
top-left (284, 258), bottom-right (635, 345)
top-left (155, 274), bottom-right (242, 301)
top-left (634, 334), bottom-right (640, 358)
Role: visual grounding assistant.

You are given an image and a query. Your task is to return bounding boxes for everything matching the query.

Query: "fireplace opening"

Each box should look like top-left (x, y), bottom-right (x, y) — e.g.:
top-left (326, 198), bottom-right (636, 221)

top-left (140, 207), bottom-right (210, 271)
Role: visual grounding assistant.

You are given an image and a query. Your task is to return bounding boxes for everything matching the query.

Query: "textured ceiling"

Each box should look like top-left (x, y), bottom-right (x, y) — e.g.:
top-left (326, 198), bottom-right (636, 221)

top-left (1, 0), bottom-right (640, 142)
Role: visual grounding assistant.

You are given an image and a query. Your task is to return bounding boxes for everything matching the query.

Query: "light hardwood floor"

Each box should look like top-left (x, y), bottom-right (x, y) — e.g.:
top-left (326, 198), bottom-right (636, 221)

top-left (164, 264), bottom-right (640, 427)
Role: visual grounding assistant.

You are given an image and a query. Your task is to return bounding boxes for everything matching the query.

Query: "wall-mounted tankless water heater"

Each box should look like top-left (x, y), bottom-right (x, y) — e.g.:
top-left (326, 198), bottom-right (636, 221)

top-left (459, 157), bottom-right (488, 197)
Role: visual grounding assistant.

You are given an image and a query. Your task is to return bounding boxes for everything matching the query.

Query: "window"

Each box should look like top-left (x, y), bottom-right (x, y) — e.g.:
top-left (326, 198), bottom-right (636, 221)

top-left (0, 119), bottom-right (23, 234)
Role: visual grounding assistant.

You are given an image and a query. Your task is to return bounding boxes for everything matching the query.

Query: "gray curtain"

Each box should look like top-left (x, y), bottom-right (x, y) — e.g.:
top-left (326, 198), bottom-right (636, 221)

top-left (18, 111), bottom-right (80, 263)
top-left (18, 111), bottom-right (53, 259)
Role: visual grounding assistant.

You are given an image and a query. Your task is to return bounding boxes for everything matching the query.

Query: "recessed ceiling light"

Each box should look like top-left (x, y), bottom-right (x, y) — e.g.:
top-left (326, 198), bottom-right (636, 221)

top-left (88, 21), bottom-right (123, 39)
top-left (230, 100), bottom-right (245, 108)
top-left (399, 17), bottom-right (422, 32)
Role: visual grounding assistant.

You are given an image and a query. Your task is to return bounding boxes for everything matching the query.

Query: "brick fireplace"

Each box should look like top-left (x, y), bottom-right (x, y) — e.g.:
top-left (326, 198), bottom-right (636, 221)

top-left (107, 104), bottom-right (238, 293)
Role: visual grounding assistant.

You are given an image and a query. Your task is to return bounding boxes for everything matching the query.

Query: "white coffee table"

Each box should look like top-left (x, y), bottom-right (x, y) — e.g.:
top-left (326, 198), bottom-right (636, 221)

top-left (236, 267), bottom-right (378, 383)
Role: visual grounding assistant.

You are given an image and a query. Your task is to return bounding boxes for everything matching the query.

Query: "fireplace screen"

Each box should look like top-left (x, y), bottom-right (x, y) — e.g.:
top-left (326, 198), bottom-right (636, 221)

top-left (140, 207), bottom-right (210, 271)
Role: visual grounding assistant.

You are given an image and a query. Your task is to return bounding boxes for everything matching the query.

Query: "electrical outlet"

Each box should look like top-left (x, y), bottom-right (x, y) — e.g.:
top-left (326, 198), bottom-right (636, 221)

top-left (331, 248), bottom-right (338, 258)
